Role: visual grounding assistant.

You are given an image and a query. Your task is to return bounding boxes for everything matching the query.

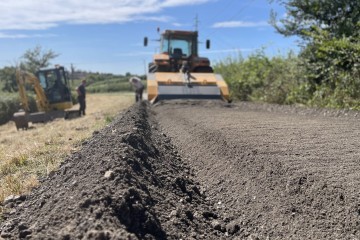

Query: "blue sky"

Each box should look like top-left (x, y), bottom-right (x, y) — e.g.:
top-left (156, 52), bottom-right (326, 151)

top-left (0, 0), bottom-right (299, 75)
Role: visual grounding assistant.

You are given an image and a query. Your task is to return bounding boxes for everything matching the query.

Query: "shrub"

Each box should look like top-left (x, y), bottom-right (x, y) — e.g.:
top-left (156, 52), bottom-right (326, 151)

top-left (0, 94), bottom-right (18, 125)
top-left (0, 94), bottom-right (37, 125)
top-left (213, 46), bottom-right (360, 110)
top-left (214, 49), bottom-right (302, 104)
top-left (87, 81), bottom-right (133, 93)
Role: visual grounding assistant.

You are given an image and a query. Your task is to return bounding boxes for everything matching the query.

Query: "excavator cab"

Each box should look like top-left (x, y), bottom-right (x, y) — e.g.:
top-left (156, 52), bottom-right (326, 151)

top-left (36, 66), bottom-right (73, 110)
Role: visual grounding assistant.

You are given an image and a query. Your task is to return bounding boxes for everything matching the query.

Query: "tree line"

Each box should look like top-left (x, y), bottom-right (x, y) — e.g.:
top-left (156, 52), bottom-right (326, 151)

top-left (0, 45), bottom-right (139, 93)
top-left (215, 0), bottom-right (359, 109)
top-left (0, 46), bottom-right (141, 125)
top-left (0, 46), bottom-right (58, 92)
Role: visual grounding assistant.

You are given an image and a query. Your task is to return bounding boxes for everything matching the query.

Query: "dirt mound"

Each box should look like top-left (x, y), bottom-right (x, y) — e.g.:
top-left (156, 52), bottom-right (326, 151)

top-left (0, 102), bottom-right (225, 239)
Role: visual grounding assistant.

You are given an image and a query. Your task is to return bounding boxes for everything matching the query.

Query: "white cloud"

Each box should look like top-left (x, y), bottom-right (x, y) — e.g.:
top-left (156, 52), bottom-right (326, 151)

top-left (212, 21), bottom-right (269, 28)
top-left (0, 33), bottom-right (29, 39)
top-left (0, 0), bottom-right (211, 30)
top-left (172, 22), bottom-right (185, 27)
top-left (0, 32), bottom-right (56, 39)
top-left (160, 0), bottom-right (210, 7)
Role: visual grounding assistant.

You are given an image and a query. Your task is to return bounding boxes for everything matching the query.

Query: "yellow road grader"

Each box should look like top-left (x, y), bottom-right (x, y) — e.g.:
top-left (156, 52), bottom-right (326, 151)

top-left (144, 29), bottom-right (231, 103)
top-left (13, 65), bottom-right (79, 130)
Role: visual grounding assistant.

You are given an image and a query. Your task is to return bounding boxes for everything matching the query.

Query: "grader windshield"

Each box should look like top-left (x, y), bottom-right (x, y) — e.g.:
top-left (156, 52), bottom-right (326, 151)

top-left (161, 31), bottom-right (198, 58)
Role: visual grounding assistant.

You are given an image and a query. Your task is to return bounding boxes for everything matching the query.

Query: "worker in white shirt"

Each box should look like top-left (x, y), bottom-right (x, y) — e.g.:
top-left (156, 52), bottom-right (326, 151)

top-left (129, 77), bottom-right (144, 102)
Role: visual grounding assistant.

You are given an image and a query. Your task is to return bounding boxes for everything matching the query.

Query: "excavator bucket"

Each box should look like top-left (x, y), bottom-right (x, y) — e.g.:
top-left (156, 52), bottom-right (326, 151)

top-left (147, 72), bottom-right (231, 103)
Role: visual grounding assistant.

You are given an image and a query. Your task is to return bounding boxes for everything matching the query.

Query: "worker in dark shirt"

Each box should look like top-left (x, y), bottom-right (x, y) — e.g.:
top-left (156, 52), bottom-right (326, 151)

top-left (77, 79), bottom-right (86, 116)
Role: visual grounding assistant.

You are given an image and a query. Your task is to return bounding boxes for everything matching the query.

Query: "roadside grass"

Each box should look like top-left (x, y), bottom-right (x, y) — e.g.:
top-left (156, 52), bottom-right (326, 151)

top-left (0, 92), bottom-right (134, 217)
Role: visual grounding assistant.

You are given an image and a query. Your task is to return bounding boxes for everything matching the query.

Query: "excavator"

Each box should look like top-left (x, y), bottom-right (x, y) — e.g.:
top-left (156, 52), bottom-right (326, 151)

top-left (144, 29), bottom-right (231, 103)
top-left (13, 65), bottom-right (79, 130)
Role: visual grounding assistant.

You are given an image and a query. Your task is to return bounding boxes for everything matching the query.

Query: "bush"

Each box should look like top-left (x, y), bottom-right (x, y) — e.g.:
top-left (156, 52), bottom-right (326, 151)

top-left (299, 30), bottom-right (360, 109)
top-left (214, 46), bottom-right (360, 110)
top-left (71, 92), bottom-right (78, 105)
top-left (214, 49), bottom-right (302, 104)
top-left (0, 94), bottom-right (38, 125)
top-left (0, 95), bottom-right (18, 125)
top-left (87, 81), bottom-right (133, 93)
top-left (74, 74), bottom-right (144, 94)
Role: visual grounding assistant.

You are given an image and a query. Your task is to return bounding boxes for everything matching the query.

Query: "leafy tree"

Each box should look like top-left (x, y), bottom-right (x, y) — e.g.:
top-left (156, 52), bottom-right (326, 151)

top-left (0, 46), bottom-right (59, 93)
top-left (214, 49), bottom-right (303, 104)
top-left (21, 45), bottom-right (60, 73)
top-left (0, 66), bottom-right (17, 92)
top-left (300, 27), bottom-right (360, 83)
top-left (270, 0), bottom-right (360, 109)
top-left (269, 0), bottom-right (360, 74)
top-left (270, 0), bottom-right (360, 40)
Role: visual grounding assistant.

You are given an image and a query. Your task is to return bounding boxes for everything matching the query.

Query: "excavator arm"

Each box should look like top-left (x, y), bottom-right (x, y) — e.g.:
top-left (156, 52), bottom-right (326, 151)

top-left (15, 69), bottom-right (50, 112)
top-left (15, 70), bottom-right (30, 112)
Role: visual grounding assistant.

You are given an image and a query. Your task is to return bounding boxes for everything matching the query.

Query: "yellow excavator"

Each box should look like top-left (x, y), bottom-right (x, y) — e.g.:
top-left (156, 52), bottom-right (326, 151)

top-left (144, 29), bottom-right (231, 103)
top-left (13, 65), bottom-right (79, 130)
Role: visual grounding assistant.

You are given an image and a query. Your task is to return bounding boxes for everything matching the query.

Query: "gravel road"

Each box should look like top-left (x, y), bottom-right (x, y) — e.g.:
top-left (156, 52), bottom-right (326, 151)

top-left (1, 100), bottom-right (359, 239)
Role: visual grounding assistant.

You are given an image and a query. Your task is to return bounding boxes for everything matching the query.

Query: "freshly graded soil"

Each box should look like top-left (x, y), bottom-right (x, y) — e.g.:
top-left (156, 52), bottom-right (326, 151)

top-left (1, 100), bottom-right (359, 239)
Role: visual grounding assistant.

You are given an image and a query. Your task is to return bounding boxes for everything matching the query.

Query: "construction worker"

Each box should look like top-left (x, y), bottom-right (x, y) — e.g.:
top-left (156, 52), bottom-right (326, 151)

top-left (129, 77), bottom-right (144, 102)
top-left (77, 79), bottom-right (86, 116)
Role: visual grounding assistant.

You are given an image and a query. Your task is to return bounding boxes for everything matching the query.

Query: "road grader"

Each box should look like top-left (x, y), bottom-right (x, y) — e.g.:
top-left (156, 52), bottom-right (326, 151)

top-left (144, 29), bottom-right (231, 103)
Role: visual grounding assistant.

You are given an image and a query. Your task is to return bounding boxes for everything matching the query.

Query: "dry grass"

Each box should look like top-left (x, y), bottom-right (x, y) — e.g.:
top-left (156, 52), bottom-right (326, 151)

top-left (0, 93), bottom-right (134, 209)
